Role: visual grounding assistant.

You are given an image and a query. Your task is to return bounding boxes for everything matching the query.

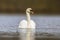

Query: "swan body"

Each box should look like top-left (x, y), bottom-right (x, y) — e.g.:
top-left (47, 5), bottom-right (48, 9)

top-left (19, 20), bottom-right (35, 28)
top-left (19, 20), bottom-right (35, 33)
top-left (19, 8), bottom-right (36, 40)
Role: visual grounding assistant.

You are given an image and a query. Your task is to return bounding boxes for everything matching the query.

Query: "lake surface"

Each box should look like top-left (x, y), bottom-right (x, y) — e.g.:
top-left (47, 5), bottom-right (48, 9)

top-left (0, 14), bottom-right (60, 34)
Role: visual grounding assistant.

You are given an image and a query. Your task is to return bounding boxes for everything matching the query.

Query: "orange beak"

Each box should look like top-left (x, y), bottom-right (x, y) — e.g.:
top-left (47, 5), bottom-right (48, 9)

top-left (31, 11), bottom-right (34, 14)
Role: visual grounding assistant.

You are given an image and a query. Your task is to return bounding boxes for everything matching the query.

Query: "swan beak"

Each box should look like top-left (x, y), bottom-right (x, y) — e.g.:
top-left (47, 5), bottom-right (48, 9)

top-left (30, 11), bottom-right (34, 14)
top-left (30, 9), bottom-right (34, 14)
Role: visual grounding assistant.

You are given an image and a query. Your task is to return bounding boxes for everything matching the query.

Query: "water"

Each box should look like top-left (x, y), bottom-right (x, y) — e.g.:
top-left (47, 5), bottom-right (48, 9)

top-left (0, 14), bottom-right (60, 34)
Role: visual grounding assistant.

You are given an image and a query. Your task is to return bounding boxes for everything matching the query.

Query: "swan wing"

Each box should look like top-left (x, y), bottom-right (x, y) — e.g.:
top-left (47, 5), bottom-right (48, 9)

top-left (19, 20), bottom-right (27, 28)
top-left (19, 20), bottom-right (36, 28)
top-left (30, 20), bottom-right (36, 28)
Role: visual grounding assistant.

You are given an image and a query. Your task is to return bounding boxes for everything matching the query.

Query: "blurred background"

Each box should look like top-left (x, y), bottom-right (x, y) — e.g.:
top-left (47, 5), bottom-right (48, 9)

top-left (0, 0), bottom-right (60, 14)
top-left (0, 0), bottom-right (60, 40)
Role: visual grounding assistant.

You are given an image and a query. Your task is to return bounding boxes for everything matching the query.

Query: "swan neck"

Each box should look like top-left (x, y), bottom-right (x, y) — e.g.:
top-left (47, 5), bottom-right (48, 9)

top-left (26, 12), bottom-right (31, 22)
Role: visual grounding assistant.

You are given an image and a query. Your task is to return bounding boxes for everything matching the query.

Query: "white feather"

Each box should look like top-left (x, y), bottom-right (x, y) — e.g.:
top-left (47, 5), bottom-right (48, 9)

top-left (19, 20), bottom-right (36, 28)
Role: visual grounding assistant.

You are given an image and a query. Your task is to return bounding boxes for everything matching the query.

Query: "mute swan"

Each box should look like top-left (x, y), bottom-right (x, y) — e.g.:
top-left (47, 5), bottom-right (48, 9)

top-left (19, 8), bottom-right (36, 40)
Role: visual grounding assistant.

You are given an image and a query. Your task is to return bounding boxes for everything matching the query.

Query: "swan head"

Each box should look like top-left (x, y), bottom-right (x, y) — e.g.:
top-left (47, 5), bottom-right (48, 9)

top-left (26, 8), bottom-right (34, 14)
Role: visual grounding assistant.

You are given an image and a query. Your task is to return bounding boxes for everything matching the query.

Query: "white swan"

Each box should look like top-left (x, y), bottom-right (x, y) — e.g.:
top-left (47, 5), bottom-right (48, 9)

top-left (19, 8), bottom-right (36, 40)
